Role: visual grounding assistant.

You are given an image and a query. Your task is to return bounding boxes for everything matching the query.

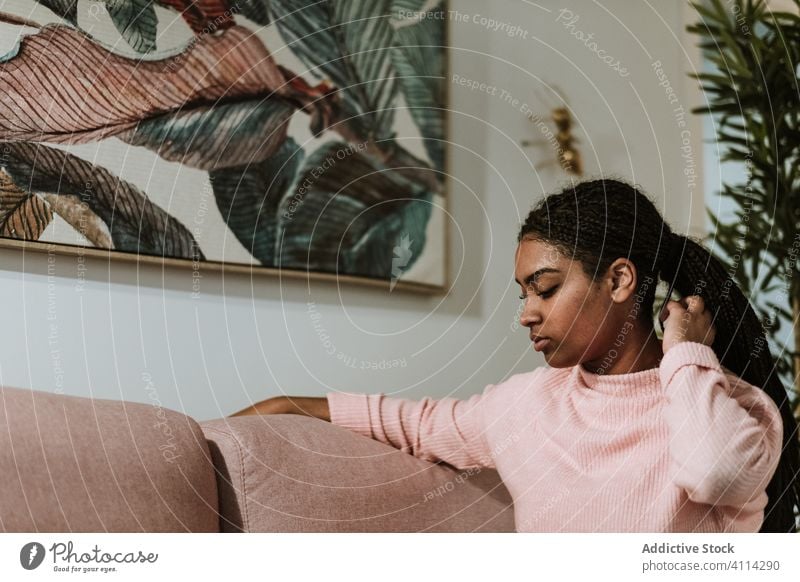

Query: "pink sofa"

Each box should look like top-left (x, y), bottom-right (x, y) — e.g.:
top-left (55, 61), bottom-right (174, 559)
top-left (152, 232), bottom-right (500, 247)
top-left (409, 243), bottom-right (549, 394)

top-left (0, 386), bottom-right (515, 532)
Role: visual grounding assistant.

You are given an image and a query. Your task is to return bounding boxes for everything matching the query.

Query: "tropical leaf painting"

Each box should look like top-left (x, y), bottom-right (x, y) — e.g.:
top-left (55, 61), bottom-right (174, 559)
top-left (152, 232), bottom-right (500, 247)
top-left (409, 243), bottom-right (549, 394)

top-left (1, 141), bottom-right (203, 258)
top-left (0, 0), bottom-right (447, 290)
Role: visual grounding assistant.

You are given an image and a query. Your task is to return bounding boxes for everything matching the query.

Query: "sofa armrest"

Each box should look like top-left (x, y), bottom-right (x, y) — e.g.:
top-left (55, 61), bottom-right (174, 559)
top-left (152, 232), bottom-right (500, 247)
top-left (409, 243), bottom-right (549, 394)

top-left (0, 386), bottom-right (219, 532)
top-left (201, 414), bottom-right (514, 532)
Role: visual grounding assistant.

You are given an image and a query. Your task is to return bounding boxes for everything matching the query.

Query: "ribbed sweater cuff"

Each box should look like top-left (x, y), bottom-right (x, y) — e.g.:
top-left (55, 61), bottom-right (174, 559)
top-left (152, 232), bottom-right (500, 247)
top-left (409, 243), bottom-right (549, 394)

top-left (659, 341), bottom-right (720, 388)
top-left (326, 391), bottom-right (374, 439)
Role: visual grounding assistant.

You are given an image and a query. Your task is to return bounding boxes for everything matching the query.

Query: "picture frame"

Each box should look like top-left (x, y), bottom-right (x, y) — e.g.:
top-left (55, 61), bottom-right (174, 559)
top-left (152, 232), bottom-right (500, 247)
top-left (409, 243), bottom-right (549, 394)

top-left (0, 0), bottom-right (450, 295)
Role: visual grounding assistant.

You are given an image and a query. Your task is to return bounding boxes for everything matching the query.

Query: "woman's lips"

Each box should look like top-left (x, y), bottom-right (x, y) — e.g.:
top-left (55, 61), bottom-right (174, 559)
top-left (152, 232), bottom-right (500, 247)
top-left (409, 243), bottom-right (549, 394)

top-left (531, 336), bottom-right (551, 351)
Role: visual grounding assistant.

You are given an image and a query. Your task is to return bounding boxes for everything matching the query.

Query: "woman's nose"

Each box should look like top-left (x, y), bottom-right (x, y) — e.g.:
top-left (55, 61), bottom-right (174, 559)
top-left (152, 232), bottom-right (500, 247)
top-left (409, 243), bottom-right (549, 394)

top-left (519, 300), bottom-right (541, 327)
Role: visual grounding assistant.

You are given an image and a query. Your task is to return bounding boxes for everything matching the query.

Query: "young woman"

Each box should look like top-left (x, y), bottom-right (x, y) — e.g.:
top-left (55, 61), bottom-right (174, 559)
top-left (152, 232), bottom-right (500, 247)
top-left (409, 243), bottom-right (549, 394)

top-left (233, 178), bottom-right (799, 533)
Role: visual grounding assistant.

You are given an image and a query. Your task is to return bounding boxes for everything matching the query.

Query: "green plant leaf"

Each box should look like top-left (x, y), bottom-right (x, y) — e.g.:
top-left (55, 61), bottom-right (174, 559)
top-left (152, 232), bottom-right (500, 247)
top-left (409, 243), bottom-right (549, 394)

top-left (717, 129), bottom-right (752, 148)
top-left (106, 0), bottom-right (159, 53)
top-left (765, 300), bottom-right (793, 321)
top-left (270, 0), bottom-right (399, 141)
top-left (35, 0), bottom-right (79, 23)
top-left (210, 137), bottom-right (304, 265)
top-left (34, 0), bottom-right (158, 53)
top-left (389, 0), bottom-right (445, 173)
top-left (277, 141), bottom-right (434, 280)
top-left (121, 99), bottom-right (297, 171)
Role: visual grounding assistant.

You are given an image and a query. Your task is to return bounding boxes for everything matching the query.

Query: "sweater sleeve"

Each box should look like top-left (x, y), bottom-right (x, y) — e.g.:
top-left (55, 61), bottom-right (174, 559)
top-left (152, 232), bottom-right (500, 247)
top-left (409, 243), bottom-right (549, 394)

top-left (325, 385), bottom-right (499, 469)
top-left (659, 341), bottom-right (783, 508)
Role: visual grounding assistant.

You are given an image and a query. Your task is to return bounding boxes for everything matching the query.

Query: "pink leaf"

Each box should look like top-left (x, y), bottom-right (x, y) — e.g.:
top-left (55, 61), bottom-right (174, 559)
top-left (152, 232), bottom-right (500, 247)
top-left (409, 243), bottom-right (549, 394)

top-left (0, 21), bottom-right (342, 169)
top-left (0, 23), bottom-right (289, 143)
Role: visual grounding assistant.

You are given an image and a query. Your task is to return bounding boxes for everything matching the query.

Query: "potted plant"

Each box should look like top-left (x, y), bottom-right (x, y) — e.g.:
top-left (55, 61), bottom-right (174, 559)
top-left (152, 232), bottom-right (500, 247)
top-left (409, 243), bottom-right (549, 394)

top-left (687, 0), bottom-right (800, 424)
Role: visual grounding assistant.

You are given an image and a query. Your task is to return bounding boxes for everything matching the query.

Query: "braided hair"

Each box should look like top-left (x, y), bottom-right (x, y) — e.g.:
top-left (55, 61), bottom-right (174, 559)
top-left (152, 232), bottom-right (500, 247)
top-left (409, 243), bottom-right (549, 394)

top-left (517, 178), bottom-right (799, 532)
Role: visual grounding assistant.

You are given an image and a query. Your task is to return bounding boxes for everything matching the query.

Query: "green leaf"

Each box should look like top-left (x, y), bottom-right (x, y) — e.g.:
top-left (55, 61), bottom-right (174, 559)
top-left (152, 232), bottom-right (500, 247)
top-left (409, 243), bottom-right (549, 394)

top-left (277, 141), bottom-right (434, 280)
top-left (765, 300), bottom-right (793, 321)
top-left (35, 0), bottom-right (79, 23)
top-left (35, 0), bottom-right (159, 53)
top-left (345, 189), bottom-right (432, 283)
top-left (691, 103), bottom-right (744, 116)
top-left (758, 257), bottom-right (784, 292)
top-left (717, 129), bottom-right (752, 148)
top-left (122, 99), bottom-right (297, 171)
top-left (106, 0), bottom-right (159, 53)
top-left (690, 0), bottom-right (729, 27)
top-left (270, 0), bottom-right (399, 141)
top-left (694, 71), bottom-right (741, 87)
top-left (389, 0), bottom-right (446, 173)
top-left (210, 137), bottom-right (304, 265)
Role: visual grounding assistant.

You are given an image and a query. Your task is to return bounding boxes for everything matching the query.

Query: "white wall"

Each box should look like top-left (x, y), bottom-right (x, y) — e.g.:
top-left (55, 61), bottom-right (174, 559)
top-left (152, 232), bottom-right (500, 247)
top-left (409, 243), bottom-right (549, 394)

top-left (0, 0), bottom-right (706, 421)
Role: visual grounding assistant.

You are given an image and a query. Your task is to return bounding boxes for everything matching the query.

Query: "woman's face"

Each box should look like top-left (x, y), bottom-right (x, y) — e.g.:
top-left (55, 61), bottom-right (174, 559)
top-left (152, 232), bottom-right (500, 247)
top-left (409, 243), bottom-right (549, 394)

top-left (514, 237), bottom-right (626, 368)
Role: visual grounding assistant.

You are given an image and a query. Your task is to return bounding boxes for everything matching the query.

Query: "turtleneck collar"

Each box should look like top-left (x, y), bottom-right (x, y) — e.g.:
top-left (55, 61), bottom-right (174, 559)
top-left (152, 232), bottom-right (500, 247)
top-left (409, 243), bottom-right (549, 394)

top-left (574, 363), bottom-right (662, 397)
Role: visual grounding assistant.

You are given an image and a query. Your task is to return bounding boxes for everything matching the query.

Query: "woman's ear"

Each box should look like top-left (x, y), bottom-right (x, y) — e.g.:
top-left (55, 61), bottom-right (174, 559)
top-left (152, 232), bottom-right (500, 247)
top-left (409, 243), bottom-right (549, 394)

top-left (607, 258), bottom-right (638, 304)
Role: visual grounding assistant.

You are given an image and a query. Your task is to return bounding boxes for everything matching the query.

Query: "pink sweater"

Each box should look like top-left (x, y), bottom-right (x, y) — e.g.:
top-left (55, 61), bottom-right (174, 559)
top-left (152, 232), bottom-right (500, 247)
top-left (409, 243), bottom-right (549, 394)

top-left (326, 342), bottom-right (784, 532)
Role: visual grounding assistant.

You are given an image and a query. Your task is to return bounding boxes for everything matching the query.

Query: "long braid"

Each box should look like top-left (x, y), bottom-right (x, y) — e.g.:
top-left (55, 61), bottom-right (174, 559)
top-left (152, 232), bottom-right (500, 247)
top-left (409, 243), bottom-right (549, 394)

top-left (519, 178), bottom-right (799, 532)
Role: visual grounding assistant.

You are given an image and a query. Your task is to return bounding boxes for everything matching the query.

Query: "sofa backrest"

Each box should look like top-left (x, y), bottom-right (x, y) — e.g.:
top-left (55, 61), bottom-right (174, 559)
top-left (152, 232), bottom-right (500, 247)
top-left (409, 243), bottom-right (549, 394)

top-left (0, 386), bottom-right (219, 532)
top-left (202, 414), bottom-right (515, 532)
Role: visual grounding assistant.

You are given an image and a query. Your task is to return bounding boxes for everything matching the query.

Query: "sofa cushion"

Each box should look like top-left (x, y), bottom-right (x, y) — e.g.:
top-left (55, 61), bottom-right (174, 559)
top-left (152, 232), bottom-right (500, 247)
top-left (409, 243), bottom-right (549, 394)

top-left (0, 386), bottom-right (219, 532)
top-left (201, 414), bottom-right (515, 532)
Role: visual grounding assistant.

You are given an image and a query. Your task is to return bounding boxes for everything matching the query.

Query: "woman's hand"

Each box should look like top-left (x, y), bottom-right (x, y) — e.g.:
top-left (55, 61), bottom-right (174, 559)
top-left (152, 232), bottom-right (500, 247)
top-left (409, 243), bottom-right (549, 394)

top-left (659, 294), bottom-right (716, 354)
top-left (230, 396), bottom-right (330, 421)
top-left (230, 396), bottom-right (289, 417)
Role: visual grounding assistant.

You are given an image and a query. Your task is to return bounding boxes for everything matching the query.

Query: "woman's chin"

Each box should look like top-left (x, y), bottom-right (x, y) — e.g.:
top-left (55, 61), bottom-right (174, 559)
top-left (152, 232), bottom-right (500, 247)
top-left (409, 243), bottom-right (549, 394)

top-left (537, 348), bottom-right (574, 368)
top-left (534, 345), bottom-right (556, 364)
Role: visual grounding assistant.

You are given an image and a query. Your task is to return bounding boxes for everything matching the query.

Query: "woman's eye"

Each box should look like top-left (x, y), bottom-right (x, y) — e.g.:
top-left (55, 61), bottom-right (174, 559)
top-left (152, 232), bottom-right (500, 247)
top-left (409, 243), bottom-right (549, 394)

top-left (519, 287), bottom-right (557, 300)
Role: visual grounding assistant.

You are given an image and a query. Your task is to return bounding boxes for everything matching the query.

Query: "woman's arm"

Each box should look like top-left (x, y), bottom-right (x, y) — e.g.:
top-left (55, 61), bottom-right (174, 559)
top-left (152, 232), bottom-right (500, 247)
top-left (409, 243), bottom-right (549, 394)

top-left (230, 391), bottom-right (498, 469)
top-left (325, 386), bottom-right (501, 470)
top-left (660, 341), bottom-right (783, 508)
top-left (230, 396), bottom-right (330, 421)
top-left (660, 296), bottom-right (783, 508)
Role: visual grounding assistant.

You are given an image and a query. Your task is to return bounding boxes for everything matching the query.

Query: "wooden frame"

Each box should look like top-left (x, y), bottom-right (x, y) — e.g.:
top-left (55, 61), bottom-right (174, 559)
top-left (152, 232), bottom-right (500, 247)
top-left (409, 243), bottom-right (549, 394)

top-left (0, 1), bottom-right (451, 295)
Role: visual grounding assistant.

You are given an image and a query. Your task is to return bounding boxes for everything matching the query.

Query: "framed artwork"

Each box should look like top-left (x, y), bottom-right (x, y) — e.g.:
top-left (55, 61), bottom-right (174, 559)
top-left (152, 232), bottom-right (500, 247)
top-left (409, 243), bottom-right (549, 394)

top-left (0, 0), bottom-right (448, 293)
